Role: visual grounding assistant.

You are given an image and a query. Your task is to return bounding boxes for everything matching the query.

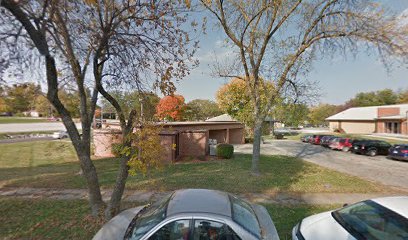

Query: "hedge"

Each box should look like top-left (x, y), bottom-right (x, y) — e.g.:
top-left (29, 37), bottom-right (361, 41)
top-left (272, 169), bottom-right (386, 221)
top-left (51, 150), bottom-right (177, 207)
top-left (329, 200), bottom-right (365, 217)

top-left (216, 143), bottom-right (234, 159)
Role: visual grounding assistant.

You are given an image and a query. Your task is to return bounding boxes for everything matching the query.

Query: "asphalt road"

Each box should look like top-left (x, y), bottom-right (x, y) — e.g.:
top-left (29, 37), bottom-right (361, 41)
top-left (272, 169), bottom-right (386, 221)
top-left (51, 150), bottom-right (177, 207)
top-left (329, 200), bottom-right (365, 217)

top-left (0, 122), bottom-right (82, 133)
top-left (234, 140), bottom-right (408, 191)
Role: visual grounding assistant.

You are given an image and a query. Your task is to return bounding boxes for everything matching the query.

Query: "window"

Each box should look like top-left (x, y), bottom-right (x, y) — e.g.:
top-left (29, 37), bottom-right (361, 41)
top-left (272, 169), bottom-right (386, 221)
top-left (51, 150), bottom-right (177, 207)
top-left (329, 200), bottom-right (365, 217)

top-left (149, 220), bottom-right (190, 240)
top-left (332, 200), bottom-right (408, 240)
top-left (193, 220), bottom-right (241, 240)
top-left (126, 194), bottom-right (172, 240)
top-left (229, 195), bottom-right (261, 238)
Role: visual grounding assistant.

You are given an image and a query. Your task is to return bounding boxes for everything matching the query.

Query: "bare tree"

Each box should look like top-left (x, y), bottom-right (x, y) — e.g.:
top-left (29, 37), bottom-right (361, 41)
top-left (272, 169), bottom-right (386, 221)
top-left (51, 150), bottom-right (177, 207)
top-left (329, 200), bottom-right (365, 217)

top-left (89, 0), bottom-right (197, 218)
top-left (201, 0), bottom-right (408, 175)
top-left (1, 0), bottom-right (197, 219)
top-left (0, 0), bottom-right (105, 215)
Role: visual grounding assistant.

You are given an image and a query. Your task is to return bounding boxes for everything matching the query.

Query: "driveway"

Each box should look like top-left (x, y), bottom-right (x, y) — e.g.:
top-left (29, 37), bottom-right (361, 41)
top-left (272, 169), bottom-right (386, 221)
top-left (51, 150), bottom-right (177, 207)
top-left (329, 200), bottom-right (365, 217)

top-left (0, 122), bottom-right (82, 133)
top-left (235, 140), bottom-right (408, 191)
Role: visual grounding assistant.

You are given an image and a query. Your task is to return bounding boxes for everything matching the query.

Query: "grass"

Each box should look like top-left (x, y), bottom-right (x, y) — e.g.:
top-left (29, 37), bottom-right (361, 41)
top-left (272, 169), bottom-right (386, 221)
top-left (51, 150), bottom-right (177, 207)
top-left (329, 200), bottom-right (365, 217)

top-left (0, 141), bottom-right (389, 193)
top-left (0, 197), bottom-right (339, 240)
top-left (0, 117), bottom-right (49, 124)
top-left (264, 203), bottom-right (340, 239)
top-left (0, 198), bottom-right (103, 239)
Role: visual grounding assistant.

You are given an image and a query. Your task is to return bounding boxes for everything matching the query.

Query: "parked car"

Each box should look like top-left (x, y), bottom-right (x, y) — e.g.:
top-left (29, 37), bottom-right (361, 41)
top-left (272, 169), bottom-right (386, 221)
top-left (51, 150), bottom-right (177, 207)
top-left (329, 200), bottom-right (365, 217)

top-left (310, 135), bottom-right (332, 145)
top-left (300, 135), bottom-right (312, 143)
top-left (292, 196), bottom-right (408, 240)
top-left (329, 138), bottom-right (353, 152)
top-left (320, 136), bottom-right (338, 147)
top-left (52, 131), bottom-right (69, 139)
top-left (388, 144), bottom-right (408, 162)
top-left (351, 140), bottom-right (392, 156)
top-left (93, 189), bottom-right (280, 240)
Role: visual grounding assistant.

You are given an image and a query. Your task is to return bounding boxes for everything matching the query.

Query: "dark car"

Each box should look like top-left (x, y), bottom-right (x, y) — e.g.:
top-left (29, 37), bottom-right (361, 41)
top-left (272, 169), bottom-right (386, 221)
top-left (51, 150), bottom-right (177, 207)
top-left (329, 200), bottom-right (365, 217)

top-left (320, 136), bottom-right (338, 147)
top-left (93, 189), bottom-right (280, 240)
top-left (388, 144), bottom-right (408, 161)
top-left (351, 140), bottom-right (392, 156)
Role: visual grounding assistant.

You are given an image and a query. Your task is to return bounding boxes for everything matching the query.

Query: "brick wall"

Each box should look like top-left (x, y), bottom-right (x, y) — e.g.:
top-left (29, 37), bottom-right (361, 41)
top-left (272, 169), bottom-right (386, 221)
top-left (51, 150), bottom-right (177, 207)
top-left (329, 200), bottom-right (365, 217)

top-left (378, 107), bottom-right (400, 117)
top-left (179, 131), bottom-right (207, 156)
top-left (93, 130), bottom-right (122, 157)
top-left (229, 128), bottom-right (244, 144)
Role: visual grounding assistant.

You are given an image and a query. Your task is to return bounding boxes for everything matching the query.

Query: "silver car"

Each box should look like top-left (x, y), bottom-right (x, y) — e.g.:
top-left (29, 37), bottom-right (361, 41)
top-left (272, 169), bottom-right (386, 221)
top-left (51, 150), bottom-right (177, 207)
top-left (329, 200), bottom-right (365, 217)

top-left (93, 189), bottom-right (280, 240)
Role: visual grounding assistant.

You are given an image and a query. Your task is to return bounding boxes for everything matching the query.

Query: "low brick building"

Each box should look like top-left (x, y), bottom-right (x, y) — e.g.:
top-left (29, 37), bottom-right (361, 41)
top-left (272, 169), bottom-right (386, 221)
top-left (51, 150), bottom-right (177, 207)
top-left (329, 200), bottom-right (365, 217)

top-left (93, 116), bottom-right (245, 162)
top-left (326, 104), bottom-right (408, 134)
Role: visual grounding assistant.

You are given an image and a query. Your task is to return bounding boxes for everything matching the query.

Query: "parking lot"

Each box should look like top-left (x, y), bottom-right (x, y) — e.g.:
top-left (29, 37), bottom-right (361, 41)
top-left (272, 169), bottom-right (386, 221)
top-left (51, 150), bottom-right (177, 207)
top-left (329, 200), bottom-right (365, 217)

top-left (235, 140), bottom-right (408, 191)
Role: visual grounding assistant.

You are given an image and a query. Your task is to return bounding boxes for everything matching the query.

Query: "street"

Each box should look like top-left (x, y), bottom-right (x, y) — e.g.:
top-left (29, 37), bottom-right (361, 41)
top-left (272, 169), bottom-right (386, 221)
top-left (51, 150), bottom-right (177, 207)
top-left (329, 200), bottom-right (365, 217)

top-left (0, 122), bottom-right (82, 133)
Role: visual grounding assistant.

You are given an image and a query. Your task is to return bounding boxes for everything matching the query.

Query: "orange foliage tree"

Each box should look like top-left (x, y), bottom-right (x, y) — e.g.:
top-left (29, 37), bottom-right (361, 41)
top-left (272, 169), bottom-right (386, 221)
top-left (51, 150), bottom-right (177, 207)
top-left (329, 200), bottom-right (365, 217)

top-left (156, 95), bottom-right (185, 121)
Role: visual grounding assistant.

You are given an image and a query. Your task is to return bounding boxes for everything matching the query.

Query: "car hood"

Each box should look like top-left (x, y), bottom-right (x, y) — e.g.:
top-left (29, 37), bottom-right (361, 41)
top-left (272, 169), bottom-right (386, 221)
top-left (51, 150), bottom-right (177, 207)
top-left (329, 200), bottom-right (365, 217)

top-left (251, 204), bottom-right (280, 240)
top-left (300, 211), bottom-right (355, 240)
top-left (92, 206), bottom-right (145, 240)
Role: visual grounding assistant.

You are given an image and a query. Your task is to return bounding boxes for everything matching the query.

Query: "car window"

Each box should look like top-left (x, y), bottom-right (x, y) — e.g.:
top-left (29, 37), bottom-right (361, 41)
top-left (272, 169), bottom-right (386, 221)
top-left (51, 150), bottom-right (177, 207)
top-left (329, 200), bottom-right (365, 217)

top-left (379, 142), bottom-right (391, 147)
top-left (193, 220), bottom-right (241, 240)
top-left (149, 219), bottom-right (190, 240)
top-left (332, 200), bottom-right (408, 240)
top-left (126, 194), bottom-right (173, 240)
top-left (229, 195), bottom-right (261, 238)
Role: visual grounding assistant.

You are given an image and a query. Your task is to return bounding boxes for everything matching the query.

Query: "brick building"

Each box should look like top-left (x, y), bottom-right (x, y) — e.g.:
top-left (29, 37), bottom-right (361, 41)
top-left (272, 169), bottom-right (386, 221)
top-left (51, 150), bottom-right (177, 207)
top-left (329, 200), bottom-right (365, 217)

top-left (93, 115), bottom-right (245, 162)
top-left (326, 104), bottom-right (408, 134)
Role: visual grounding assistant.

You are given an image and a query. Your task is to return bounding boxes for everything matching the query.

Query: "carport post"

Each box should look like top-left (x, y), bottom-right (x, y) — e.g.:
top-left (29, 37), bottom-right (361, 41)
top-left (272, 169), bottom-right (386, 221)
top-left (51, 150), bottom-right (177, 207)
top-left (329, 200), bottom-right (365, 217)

top-left (406, 111), bottom-right (408, 135)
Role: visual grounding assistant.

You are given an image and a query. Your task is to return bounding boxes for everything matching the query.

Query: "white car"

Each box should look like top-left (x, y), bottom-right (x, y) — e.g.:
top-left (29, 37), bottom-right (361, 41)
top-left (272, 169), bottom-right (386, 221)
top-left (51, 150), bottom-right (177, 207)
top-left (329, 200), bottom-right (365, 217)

top-left (292, 196), bottom-right (408, 240)
top-left (52, 131), bottom-right (69, 139)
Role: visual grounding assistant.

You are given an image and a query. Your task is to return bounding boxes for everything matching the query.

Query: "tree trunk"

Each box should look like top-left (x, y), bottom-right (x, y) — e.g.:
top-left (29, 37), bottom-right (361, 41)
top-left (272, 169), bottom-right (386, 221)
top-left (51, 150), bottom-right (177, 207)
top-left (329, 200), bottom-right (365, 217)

top-left (46, 56), bottom-right (104, 216)
top-left (105, 120), bottom-right (135, 220)
top-left (105, 155), bottom-right (130, 219)
top-left (251, 119), bottom-right (263, 176)
top-left (77, 147), bottom-right (105, 216)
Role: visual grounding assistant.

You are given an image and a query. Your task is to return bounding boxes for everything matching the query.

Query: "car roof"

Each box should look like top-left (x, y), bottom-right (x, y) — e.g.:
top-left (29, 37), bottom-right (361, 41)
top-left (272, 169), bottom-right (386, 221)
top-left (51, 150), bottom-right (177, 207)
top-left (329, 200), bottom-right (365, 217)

top-left (166, 189), bottom-right (232, 217)
top-left (372, 196), bottom-right (408, 219)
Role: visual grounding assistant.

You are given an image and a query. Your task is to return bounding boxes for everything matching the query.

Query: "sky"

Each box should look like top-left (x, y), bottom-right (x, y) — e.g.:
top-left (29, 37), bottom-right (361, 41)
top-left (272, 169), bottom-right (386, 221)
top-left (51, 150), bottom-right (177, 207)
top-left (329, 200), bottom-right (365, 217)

top-left (175, 0), bottom-right (408, 105)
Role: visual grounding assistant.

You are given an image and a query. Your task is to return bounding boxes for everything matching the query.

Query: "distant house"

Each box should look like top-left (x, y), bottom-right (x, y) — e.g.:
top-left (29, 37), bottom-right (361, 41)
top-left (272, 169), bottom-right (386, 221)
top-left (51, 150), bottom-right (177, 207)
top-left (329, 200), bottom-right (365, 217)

top-left (326, 104), bottom-right (408, 134)
top-left (23, 110), bottom-right (40, 117)
top-left (93, 114), bottom-right (245, 162)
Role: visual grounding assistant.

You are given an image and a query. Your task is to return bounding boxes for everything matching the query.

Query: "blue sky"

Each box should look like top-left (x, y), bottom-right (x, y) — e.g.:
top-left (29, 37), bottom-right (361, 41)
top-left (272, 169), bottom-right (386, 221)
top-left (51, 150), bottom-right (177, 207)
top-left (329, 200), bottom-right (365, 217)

top-left (175, 0), bottom-right (408, 105)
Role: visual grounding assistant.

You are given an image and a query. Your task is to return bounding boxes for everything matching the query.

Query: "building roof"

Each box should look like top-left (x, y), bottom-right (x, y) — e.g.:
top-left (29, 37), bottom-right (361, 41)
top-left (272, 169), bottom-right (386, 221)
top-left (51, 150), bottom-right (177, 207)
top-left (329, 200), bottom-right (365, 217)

top-left (206, 114), bottom-right (236, 122)
top-left (326, 104), bottom-right (408, 121)
top-left (166, 189), bottom-right (231, 217)
top-left (376, 115), bottom-right (406, 120)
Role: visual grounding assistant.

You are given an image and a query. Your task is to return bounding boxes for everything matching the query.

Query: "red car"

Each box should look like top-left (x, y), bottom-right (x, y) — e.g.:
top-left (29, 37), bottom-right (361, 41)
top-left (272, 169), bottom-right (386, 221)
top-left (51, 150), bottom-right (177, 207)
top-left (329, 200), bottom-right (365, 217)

top-left (311, 135), bottom-right (331, 145)
top-left (329, 138), bottom-right (353, 152)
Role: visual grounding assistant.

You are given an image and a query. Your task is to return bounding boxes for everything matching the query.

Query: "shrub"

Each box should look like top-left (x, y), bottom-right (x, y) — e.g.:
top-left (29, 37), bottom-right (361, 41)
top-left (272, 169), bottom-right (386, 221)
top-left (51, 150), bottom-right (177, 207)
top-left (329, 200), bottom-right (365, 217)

top-left (216, 144), bottom-right (234, 159)
top-left (244, 137), bottom-right (254, 143)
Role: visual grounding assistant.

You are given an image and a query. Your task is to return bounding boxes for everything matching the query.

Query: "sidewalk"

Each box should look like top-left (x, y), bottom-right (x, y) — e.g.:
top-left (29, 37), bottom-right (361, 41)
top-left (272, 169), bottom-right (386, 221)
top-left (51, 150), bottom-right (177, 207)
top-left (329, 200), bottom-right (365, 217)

top-left (0, 187), bottom-right (403, 205)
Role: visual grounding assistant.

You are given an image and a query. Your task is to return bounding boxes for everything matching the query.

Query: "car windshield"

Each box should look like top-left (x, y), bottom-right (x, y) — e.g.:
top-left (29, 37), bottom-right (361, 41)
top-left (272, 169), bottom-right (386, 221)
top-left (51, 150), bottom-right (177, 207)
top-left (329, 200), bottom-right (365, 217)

top-left (332, 200), bottom-right (408, 240)
top-left (126, 193), bottom-right (172, 240)
top-left (229, 194), bottom-right (261, 238)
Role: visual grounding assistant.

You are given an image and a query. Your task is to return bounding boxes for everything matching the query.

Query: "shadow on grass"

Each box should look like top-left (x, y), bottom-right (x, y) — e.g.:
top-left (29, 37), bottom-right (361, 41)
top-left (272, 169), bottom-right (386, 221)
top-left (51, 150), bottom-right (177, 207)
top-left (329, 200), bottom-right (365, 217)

top-left (0, 153), bottom-right (382, 193)
top-left (0, 154), bottom-right (309, 194)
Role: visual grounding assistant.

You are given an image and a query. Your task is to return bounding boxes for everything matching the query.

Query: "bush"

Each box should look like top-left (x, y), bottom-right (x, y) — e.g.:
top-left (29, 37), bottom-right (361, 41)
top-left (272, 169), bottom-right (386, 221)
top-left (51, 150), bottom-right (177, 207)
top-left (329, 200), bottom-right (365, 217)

top-left (244, 137), bottom-right (254, 143)
top-left (216, 144), bottom-right (234, 159)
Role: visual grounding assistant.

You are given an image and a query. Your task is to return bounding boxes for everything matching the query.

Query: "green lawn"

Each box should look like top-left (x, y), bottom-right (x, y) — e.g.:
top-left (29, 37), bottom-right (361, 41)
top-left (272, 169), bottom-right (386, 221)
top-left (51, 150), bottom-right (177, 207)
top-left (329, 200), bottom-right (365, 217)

top-left (0, 117), bottom-right (49, 124)
top-left (0, 141), bottom-right (389, 193)
top-left (0, 197), bottom-right (338, 239)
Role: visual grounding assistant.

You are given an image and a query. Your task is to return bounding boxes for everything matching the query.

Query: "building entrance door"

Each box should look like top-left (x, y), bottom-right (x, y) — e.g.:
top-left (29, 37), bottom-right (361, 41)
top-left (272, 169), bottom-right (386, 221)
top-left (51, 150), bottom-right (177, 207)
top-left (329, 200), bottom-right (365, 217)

top-left (385, 122), bottom-right (401, 134)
